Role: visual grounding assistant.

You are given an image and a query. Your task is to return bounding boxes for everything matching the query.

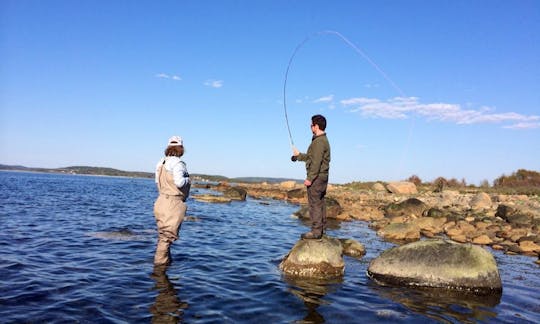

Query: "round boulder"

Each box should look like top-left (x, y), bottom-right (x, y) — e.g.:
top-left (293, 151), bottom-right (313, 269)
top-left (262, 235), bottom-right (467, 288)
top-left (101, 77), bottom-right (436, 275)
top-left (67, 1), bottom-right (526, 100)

top-left (223, 187), bottom-right (247, 201)
top-left (279, 236), bottom-right (344, 278)
top-left (470, 192), bottom-right (492, 211)
top-left (367, 239), bottom-right (502, 294)
top-left (386, 181), bottom-right (418, 194)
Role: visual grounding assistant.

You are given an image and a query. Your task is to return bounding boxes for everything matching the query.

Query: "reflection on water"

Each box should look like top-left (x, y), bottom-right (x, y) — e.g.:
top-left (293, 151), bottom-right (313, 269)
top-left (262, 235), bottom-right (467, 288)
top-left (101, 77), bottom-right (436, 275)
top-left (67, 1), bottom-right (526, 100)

top-left (150, 266), bottom-right (188, 323)
top-left (284, 275), bottom-right (343, 323)
top-left (368, 281), bottom-right (500, 323)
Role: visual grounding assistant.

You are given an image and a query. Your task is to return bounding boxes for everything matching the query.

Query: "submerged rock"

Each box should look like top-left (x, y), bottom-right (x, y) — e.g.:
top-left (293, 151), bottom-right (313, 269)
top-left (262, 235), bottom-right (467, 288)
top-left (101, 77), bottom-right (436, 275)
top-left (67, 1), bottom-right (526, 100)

top-left (339, 238), bottom-right (366, 258)
top-left (192, 194), bottom-right (232, 203)
top-left (279, 236), bottom-right (345, 278)
top-left (367, 239), bottom-right (502, 294)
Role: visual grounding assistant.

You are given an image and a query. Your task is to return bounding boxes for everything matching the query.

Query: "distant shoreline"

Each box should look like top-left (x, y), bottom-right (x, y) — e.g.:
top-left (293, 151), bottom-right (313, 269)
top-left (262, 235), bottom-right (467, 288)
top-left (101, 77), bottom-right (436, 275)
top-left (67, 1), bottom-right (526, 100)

top-left (0, 164), bottom-right (302, 184)
top-left (0, 169), bottom-right (153, 180)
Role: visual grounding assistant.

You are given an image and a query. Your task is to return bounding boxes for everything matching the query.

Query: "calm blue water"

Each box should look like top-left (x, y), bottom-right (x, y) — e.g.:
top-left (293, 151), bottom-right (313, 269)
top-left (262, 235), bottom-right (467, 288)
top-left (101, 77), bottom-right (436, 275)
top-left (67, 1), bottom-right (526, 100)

top-left (1, 171), bottom-right (539, 323)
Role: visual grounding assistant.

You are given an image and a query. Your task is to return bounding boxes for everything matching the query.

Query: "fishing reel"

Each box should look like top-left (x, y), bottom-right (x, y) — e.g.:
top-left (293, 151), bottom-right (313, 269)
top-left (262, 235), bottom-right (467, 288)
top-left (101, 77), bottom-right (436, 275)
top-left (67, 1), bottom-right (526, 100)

top-left (291, 155), bottom-right (298, 162)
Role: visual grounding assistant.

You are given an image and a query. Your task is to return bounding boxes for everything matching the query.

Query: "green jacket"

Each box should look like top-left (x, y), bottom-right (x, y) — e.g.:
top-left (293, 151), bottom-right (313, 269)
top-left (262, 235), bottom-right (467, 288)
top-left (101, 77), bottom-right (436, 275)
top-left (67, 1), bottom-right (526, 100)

top-left (297, 133), bottom-right (330, 182)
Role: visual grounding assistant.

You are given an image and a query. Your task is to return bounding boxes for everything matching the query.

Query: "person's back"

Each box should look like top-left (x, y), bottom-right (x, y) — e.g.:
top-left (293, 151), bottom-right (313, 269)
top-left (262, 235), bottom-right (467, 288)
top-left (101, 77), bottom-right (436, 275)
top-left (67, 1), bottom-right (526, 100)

top-left (153, 136), bottom-right (191, 267)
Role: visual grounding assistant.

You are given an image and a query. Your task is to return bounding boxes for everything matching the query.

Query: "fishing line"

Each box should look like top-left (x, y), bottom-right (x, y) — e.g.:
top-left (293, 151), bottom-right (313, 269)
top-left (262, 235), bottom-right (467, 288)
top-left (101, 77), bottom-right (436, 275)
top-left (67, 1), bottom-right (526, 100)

top-left (282, 30), bottom-right (414, 175)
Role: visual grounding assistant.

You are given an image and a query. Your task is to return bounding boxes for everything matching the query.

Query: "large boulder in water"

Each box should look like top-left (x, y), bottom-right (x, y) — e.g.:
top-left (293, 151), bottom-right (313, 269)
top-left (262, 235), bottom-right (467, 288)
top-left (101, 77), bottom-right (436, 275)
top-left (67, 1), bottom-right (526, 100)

top-left (367, 239), bottom-right (502, 294)
top-left (279, 236), bottom-right (345, 278)
top-left (223, 187), bottom-right (247, 201)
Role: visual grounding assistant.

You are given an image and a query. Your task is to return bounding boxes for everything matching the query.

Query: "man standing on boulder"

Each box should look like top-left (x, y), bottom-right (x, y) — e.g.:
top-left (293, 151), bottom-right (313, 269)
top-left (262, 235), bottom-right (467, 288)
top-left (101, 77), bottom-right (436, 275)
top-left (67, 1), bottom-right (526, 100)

top-left (292, 114), bottom-right (331, 239)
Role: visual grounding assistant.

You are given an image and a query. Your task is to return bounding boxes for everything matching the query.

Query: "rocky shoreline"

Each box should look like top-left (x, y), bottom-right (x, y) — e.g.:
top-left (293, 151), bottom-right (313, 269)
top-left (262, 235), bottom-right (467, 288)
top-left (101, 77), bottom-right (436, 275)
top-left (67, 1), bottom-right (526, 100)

top-left (193, 180), bottom-right (540, 265)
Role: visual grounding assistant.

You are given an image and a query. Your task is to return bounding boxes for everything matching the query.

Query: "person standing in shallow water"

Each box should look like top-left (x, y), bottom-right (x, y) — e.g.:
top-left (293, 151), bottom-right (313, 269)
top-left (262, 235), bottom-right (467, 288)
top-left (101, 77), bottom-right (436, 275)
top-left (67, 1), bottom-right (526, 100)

top-left (153, 136), bottom-right (191, 266)
top-left (292, 114), bottom-right (331, 240)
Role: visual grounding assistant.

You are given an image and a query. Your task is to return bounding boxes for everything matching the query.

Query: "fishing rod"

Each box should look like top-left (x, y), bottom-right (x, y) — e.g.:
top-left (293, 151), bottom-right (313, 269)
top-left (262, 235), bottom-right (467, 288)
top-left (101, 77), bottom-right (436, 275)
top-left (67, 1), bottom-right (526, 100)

top-left (282, 30), bottom-right (412, 167)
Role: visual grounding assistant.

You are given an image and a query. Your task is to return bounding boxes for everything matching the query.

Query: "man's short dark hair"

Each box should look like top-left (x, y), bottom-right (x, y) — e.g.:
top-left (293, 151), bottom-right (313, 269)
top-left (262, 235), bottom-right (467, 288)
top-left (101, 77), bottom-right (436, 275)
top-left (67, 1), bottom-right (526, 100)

top-left (312, 114), bottom-right (327, 131)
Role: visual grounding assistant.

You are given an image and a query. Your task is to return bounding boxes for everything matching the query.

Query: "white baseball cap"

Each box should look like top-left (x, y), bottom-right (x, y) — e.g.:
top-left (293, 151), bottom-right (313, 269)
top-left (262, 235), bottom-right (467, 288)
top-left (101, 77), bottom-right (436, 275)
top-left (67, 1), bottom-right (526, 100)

top-left (168, 136), bottom-right (183, 146)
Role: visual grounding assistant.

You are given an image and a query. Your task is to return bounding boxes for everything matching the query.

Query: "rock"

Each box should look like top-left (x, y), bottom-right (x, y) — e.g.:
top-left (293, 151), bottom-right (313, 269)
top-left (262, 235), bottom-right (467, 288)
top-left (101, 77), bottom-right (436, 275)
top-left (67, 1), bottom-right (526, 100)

top-left (367, 239), bottom-right (502, 294)
top-left (518, 241), bottom-right (540, 254)
top-left (348, 206), bottom-right (385, 222)
top-left (386, 182), bottom-right (418, 195)
top-left (339, 238), bottom-right (366, 258)
top-left (293, 197), bottom-right (343, 220)
top-left (492, 244), bottom-right (505, 251)
top-left (438, 190), bottom-right (460, 207)
top-left (192, 194), bottom-right (232, 203)
top-left (377, 223), bottom-right (420, 242)
top-left (280, 180), bottom-right (297, 189)
top-left (385, 198), bottom-right (428, 219)
top-left (472, 234), bottom-right (493, 245)
top-left (279, 236), bottom-right (345, 278)
top-left (223, 187), bottom-right (247, 201)
top-left (372, 182), bottom-right (386, 191)
top-left (445, 221), bottom-right (476, 239)
top-left (287, 188), bottom-right (306, 203)
top-left (495, 204), bottom-right (533, 227)
top-left (470, 192), bottom-right (492, 211)
top-left (413, 217), bottom-right (447, 234)
top-left (424, 208), bottom-right (447, 218)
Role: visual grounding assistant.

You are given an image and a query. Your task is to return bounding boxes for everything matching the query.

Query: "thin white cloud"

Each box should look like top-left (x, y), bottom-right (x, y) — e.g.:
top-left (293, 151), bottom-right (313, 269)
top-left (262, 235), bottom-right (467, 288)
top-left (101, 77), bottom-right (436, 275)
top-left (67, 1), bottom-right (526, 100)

top-left (156, 73), bottom-right (181, 81)
top-left (313, 95), bottom-right (334, 103)
top-left (204, 79), bottom-right (224, 88)
top-left (503, 122), bottom-right (540, 130)
top-left (341, 96), bottom-right (539, 129)
top-left (364, 83), bottom-right (380, 89)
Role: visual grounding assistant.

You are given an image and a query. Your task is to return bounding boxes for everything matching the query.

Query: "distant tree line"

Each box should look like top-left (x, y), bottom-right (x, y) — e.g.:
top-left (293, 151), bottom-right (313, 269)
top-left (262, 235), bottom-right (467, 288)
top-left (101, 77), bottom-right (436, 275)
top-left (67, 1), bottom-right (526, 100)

top-left (493, 169), bottom-right (540, 188)
top-left (406, 169), bottom-right (540, 189)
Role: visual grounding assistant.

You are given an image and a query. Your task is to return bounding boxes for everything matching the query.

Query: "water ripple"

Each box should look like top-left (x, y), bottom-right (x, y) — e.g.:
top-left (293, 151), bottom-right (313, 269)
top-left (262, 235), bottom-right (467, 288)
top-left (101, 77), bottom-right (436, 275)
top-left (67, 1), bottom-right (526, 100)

top-left (1, 171), bottom-right (539, 323)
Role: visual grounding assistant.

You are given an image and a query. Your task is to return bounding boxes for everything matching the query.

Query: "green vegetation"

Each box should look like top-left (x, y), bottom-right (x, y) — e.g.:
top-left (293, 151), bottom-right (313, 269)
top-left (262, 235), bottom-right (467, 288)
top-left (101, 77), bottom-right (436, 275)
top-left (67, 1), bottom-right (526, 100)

top-left (341, 169), bottom-right (540, 196)
top-left (493, 169), bottom-right (540, 187)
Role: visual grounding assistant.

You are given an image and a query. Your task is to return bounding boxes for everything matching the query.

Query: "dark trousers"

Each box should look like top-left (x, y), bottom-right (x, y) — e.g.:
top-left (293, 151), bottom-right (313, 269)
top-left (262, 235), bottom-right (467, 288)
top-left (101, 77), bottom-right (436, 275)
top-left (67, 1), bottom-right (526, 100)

top-left (307, 175), bottom-right (328, 235)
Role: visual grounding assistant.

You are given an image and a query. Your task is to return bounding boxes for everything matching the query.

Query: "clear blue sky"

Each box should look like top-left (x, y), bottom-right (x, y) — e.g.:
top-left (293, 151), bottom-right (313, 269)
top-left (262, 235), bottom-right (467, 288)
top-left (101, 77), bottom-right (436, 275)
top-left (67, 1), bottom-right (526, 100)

top-left (1, 0), bottom-right (539, 184)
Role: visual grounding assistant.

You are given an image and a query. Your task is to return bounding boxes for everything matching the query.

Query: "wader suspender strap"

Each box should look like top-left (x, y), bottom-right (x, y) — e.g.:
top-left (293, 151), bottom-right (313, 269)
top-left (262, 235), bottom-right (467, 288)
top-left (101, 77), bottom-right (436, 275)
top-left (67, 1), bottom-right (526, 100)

top-left (157, 160), bottom-right (166, 193)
